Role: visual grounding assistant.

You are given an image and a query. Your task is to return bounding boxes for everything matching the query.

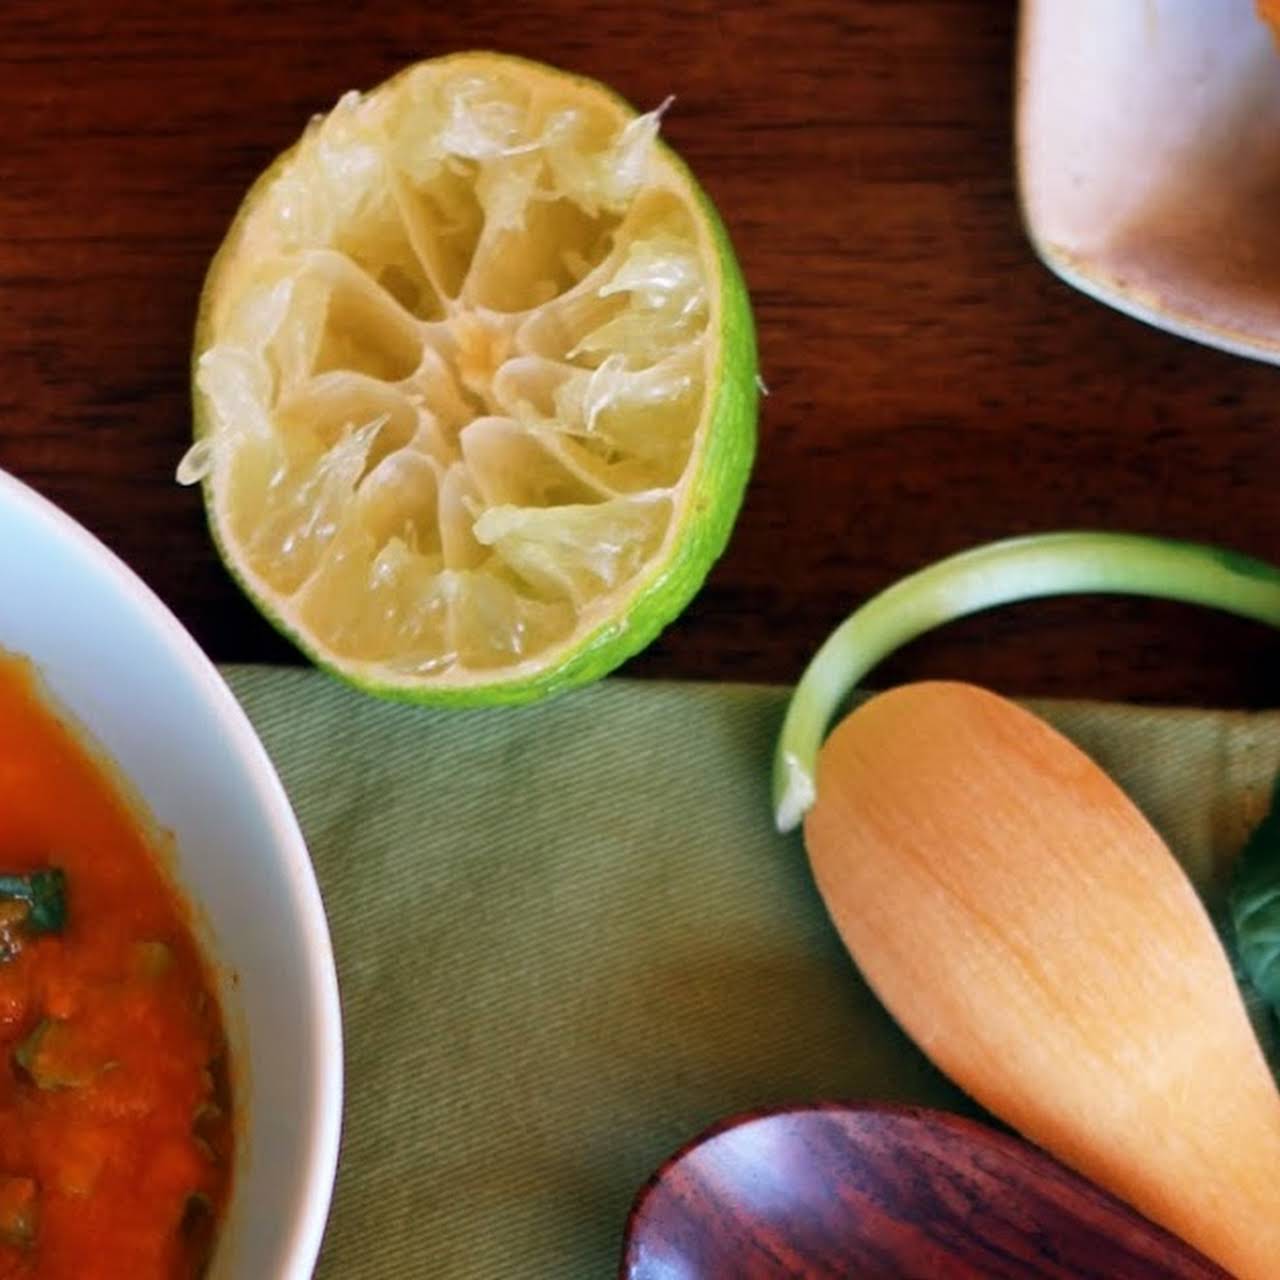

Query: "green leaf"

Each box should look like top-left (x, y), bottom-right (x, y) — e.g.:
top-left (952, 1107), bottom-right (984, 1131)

top-left (1229, 776), bottom-right (1280, 1023)
top-left (1242, 972), bottom-right (1280, 1080)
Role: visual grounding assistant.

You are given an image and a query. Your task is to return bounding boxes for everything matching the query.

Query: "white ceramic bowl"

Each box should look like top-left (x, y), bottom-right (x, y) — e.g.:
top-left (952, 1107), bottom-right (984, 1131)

top-left (0, 468), bottom-right (342, 1277)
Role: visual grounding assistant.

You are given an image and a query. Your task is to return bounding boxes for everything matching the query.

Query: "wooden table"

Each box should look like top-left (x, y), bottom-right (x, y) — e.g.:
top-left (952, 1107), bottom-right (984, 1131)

top-left (3, 0), bottom-right (1279, 707)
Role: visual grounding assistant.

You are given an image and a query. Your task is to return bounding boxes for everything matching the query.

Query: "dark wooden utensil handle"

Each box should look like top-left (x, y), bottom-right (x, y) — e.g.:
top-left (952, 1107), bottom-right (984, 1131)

top-left (621, 1102), bottom-right (1230, 1279)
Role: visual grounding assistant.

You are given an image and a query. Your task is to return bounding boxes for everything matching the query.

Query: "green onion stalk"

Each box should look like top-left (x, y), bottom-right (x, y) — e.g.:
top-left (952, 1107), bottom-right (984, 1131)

top-left (773, 532), bottom-right (1280, 833)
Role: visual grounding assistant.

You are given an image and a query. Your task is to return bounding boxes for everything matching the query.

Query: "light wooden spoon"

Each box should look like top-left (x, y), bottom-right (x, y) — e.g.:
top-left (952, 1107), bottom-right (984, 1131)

top-left (804, 681), bottom-right (1280, 1280)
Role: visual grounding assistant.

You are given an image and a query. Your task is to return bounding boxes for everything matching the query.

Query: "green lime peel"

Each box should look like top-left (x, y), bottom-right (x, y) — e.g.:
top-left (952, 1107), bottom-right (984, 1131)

top-left (773, 532), bottom-right (1280, 833)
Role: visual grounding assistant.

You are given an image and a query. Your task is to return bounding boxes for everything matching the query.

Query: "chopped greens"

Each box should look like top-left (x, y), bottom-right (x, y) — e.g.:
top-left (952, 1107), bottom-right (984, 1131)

top-left (0, 869), bottom-right (67, 937)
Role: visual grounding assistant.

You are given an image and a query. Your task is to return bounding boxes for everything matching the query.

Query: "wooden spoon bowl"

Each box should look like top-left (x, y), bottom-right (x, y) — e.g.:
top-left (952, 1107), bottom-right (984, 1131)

top-left (620, 1103), bottom-right (1227, 1279)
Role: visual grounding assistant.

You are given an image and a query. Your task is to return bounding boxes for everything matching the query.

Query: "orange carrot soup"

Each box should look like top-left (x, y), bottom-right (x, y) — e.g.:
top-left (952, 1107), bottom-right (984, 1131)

top-left (0, 655), bottom-right (232, 1279)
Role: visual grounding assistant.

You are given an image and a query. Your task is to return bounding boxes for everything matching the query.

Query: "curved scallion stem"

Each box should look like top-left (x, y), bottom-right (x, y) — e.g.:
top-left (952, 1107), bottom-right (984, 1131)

top-left (773, 532), bottom-right (1280, 833)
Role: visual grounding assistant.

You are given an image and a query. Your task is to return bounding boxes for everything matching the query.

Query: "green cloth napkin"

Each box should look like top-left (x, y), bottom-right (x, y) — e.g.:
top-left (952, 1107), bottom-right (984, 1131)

top-left (220, 667), bottom-right (1280, 1279)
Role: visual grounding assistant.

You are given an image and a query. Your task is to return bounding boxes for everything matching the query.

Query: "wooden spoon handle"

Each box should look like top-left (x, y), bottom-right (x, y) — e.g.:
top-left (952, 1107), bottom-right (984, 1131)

top-left (621, 1103), bottom-right (1228, 1279)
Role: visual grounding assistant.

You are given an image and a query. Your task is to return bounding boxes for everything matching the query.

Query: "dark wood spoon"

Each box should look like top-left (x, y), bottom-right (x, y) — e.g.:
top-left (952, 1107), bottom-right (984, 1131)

top-left (620, 1103), bottom-right (1229, 1279)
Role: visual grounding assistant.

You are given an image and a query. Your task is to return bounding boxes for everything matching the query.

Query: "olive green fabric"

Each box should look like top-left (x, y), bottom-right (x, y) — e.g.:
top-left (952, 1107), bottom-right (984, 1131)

top-left (221, 667), bottom-right (1280, 1279)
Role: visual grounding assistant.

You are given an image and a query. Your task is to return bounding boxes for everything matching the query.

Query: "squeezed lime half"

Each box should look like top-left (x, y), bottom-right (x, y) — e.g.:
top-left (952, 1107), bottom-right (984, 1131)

top-left (181, 52), bottom-right (757, 705)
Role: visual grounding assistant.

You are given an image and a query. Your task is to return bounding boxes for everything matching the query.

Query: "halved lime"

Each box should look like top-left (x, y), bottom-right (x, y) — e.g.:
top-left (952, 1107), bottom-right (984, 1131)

top-left (180, 52), bottom-right (757, 705)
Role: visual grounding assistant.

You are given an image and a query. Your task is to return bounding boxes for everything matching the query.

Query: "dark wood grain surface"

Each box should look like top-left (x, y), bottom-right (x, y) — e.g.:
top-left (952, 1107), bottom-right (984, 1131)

top-left (3, 0), bottom-right (1280, 706)
top-left (622, 1104), bottom-right (1229, 1279)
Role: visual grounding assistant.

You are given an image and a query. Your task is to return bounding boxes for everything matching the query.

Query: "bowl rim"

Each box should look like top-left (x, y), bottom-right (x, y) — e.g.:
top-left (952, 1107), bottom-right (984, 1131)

top-left (0, 466), bottom-right (344, 1276)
